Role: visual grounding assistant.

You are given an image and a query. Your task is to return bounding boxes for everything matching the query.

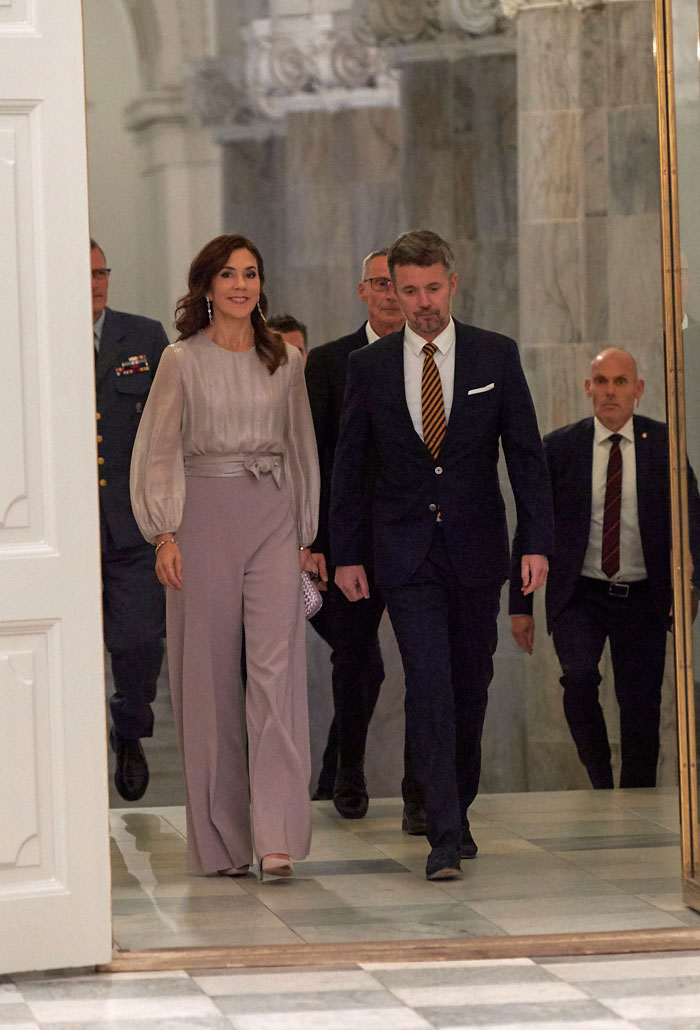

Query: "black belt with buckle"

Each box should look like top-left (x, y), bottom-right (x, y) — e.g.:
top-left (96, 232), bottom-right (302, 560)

top-left (580, 576), bottom-right (650, 598)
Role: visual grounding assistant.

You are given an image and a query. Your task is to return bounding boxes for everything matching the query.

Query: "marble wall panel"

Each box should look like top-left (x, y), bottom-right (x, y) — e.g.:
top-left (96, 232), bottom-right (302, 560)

top-left (608, 106), bottom-right (660, 217)
top-left (517, 6), bottom-right (580, 113)
top-left (580, 7), bottom-right (608, 110)
top-left (584, 214), bottom-right (609, 344)
top-left (471, 54), bottom-right (518, 241)
top-left (330, 106), bottom-right (402, 185)
top-left (519, 221), bottom-right (583, 348)
top-left (520, 110), bottom-right (582, 223)
top-left (520, 342), bottom-right (595, 435)
top-left (285, 109), bottom-right (332, 184)
top-left (470, 238), bottom-right (519, 341)
top-left (607, 213), bottom-right (663, 373)
top-left (608, 0), bottom-right (657, 109)
top-left (582, 107), bottom-right (608, 217)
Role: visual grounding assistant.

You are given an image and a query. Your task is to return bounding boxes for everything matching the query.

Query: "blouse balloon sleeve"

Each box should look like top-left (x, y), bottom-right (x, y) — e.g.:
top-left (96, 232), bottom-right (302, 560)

top-left (285, 348), bottom-right (320, 548)
top-left (130, 344), bottom-right (186, 542)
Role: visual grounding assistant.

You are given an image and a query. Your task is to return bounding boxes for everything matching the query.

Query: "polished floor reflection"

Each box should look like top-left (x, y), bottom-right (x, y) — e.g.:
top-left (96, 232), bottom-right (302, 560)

top-left (110, 789), bottom-right (700, 952)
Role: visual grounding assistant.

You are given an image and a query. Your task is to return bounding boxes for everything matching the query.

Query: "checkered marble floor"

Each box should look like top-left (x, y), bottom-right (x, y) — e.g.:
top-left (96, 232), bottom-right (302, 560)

top-left (109, 789), bottom-right (700, 951)
top-left (6, 950), bottom-right (700, 1028)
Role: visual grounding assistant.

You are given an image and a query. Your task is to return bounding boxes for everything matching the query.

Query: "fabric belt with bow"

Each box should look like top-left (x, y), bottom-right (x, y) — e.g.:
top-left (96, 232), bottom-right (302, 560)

top-left (184, 453), bottom-right (283, 487)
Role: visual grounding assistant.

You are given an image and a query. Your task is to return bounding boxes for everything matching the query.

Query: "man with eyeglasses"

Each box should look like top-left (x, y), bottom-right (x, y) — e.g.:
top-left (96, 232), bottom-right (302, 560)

top-left (305, 249), bottom-right (423, 829)
top-left (91, 238), bottom-right (169, 803)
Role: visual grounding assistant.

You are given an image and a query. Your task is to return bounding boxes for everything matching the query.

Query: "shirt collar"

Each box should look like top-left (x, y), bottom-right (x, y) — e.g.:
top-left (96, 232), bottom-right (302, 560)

top-left (365, 320), bottom-right (380, 345)
top-left (93, 309), bottom-right (106, 341)
top-left (593, 414), bottom-right (635, 445)
top-left (404, 317), bottom-right (456, 357)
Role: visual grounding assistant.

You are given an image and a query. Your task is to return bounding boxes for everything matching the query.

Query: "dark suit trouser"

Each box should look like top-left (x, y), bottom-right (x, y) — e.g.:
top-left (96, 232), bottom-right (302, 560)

top-left (383, 527), bottom-right (501, 851)
top-left (310, 571), bottom-right (386, 773)
top-left (551, 578), bottom-right (667, 788)
top-left (101, 514), bottom-right (165, 741)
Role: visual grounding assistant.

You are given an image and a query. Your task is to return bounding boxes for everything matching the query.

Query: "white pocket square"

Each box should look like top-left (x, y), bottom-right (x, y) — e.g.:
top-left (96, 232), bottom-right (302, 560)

top-left (468, 382), bottom-right (495, 395)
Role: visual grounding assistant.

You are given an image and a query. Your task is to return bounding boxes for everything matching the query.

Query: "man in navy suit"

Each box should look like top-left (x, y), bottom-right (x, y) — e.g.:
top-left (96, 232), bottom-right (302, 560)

top-left (510, 348), bottom-right (700, 789)
top-left (92, 240), bottom-right (169, 801)
top-left (330, 230), bottom-right (554, 879)
top-left (305, 250), bottom-right (424, 825)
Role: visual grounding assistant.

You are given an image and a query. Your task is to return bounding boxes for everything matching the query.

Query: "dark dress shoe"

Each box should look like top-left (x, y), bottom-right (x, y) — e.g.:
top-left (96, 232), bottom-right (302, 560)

top-left (426, 847), bottom-right (462, 880)
top-left (401, 802), bottom-right (427, 835)
top-left (311, 787), bottom-right (334, 801)
top-left (460, 825), bottom-right (478, 859)
top-left (110, 728), bottom-right (149, 802)
top-left (333, 767), bottom-right (368, 819)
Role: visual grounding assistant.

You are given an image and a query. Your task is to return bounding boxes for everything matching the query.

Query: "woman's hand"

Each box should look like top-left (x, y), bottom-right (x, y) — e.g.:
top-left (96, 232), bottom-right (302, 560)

top-left (155, 535), bottom-right (182, 590)
top-left (299, 547), bottom-right (328, 588)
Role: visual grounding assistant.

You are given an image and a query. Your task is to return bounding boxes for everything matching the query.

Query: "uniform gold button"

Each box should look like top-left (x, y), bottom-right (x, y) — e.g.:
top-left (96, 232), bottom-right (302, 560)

top-left (96, 434), bottom-right (103, 442)
top-left (99, 478), bottom-right (107, 486)
top-left (96, 412), bottom-right (101, 420)
top-left (98, 457), bottom-right (105, 465)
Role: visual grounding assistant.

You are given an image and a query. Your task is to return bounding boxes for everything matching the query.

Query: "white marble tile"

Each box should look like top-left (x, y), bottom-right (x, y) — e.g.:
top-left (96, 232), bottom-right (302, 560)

top-left (0, 986), bottom-right (23, 1004)
top-left (226, 1010), bottom-right (431, 1030)
top-left (541, 953), bottom-right (700, 981)
top-left (439, 1021), bottom-right (637, 1030)
top-left (386, 981), bottom-right (587, 1007)
top-left (602, 993), bottom-right (700, 1020)
top-left (361, 959), bottom-right (535, 971)
top-left (193, 971), bottom-right (384, 996)
top-left (25, 995), bottom-right (220, 1023)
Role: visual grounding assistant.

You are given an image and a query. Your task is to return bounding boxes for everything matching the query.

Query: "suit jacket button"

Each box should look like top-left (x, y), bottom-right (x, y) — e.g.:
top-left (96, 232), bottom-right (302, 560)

top-left (434, 466), bottom-right (443, 475)
top-left (429, 503), bottom-right (437, 512)
top-left (99, 478), bottom-right (107, 487)
top-left (96, 434), bottom-right (103, 443)
top-left (96, 412), bottom-right (101, 420)
top-left (98, 457), bottom-right (105, 465)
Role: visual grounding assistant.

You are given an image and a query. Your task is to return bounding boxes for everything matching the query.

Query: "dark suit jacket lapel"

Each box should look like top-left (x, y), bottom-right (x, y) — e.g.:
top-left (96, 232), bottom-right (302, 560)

top-left (574, 418), bottom-right (595, 521)
top-left (633, 416), bottom-right (652, 521)
top-left (383, 331), bottom-right (427, 455)
top-left (95, 308), bottom-right (124, 386)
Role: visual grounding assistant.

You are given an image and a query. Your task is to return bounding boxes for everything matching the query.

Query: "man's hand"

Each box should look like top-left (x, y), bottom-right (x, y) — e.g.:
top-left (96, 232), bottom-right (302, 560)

top-left (520, 554), bottom-right (549, 595)
top-left (511, 614), bottom-right (535, 654)
top-left (335, 564), bottom-right (370, 601)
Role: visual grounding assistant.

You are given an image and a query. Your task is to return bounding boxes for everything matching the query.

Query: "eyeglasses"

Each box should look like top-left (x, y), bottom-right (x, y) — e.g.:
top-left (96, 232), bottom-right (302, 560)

top-left (91, 268), bottom-right (111, 280)
top-left (363, 276), bottom-right (394, 293)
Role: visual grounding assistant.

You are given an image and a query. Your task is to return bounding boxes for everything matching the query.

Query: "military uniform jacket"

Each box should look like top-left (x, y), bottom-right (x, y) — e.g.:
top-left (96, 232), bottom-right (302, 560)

top-left (95, 307), bottom-right (169, 550)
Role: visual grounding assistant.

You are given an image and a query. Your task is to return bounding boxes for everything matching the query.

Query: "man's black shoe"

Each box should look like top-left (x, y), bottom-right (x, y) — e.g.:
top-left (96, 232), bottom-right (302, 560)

top-left (426, 847), bottom-right (462, 880)
top-left (311, 787), bottom-right (334, 801)
top-left (401, 802), bottom-right (427, 835)
top-left (460, 825), bottom-right (478, 859)
top-left (333, 767), bottom-right (368, 819)
top-left (110, 728), bottom-right (149, 802)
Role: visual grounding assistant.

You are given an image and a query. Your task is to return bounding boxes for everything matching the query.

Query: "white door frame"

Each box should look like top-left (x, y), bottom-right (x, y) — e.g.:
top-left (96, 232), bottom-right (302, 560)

top-left (0, 0), bottom-right (112, 973)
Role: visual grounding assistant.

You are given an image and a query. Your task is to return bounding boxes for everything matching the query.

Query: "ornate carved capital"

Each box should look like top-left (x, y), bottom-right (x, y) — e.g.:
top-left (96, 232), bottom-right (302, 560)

top-left (184, 58), bottom-right (255, 129)
top-left (499, 0), bottom-right (615, 18)
top-left (352, 0), bottom-right (501, 44)
top-left (245, 12), bottom-right (398, 118)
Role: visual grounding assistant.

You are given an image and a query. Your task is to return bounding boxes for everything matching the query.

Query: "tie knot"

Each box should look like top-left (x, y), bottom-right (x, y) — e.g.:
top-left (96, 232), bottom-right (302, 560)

top-left (608, 433), bottom-right (622, 446)
top-left (423, 342), bottom-right (438, 358)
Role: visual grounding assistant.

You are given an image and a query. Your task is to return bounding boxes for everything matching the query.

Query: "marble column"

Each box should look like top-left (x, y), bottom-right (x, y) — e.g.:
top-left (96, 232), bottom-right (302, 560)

top-left (512, 0), bottom-right (674, 788)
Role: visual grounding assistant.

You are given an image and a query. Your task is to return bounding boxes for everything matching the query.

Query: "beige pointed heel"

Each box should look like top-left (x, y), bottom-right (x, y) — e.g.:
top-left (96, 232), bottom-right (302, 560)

top-left (259, 854), bottom-right (293, 881)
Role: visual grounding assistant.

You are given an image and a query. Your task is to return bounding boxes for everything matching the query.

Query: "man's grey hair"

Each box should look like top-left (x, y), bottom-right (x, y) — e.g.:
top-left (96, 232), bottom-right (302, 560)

top-left (361, 248), bottom-right (389, 280)
top-left (387, 230), bottom-right (454, 277)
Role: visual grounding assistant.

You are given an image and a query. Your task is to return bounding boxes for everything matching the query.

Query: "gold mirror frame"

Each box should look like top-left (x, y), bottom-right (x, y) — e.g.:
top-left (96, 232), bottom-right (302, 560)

top-left (655, 0), bottom-right (700, 901)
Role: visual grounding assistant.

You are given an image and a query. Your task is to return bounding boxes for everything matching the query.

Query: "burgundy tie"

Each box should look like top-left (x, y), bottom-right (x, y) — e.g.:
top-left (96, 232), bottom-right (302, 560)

top-left (601, 433), bottom-right (622, 578)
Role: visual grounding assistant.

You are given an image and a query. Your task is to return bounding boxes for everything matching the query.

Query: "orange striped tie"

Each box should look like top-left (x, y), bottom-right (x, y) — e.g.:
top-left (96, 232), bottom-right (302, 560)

top-left (422, 342), bottom-right (446, 458)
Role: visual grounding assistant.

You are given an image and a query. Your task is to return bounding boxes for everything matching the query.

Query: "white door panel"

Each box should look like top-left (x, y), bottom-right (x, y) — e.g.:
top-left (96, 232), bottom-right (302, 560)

top-left (0, 0), bottom-right (112, 973)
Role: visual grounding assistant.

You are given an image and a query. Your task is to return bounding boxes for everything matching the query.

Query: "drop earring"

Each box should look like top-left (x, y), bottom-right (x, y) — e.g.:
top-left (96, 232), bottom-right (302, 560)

top-left (256, 301), bottom-right (267, 323)
top-left (206, 298), bottom-right (213, 324)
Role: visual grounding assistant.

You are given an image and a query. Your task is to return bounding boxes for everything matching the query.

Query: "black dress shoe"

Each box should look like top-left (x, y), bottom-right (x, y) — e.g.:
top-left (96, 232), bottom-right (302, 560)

top-left (311, 787), bottom-right (334, 801)
top-left (426, 847), bottom-right (462, 880)
top-left (460, 825), bottom-right (478, 859)
top-left (401, 802), bottom-right (427, 835)
top-left (333, 767), bottom-right (368, 819)
top-left (110, 728), bottom-right (149, 802)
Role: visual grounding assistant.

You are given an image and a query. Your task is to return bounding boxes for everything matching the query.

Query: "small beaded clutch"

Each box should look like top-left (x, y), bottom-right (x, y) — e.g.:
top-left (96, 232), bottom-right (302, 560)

top-left (301, 570), bottom-right (323, 620)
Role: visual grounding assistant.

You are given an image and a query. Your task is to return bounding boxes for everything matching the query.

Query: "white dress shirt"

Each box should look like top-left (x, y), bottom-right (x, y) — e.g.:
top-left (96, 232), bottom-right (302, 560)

top-left (93, 309), bottom-right (106, 352)
top-left (403, 318), bottom-right (456, 441)
top-left (365, 321), bottom-right (380, 345)
top-left (581, 416), bottom-right (647, 581)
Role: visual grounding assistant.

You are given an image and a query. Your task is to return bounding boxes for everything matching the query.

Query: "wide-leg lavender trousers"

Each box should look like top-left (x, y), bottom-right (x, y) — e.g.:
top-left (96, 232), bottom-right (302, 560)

top-left (166, 472), bottom-right (311, 874)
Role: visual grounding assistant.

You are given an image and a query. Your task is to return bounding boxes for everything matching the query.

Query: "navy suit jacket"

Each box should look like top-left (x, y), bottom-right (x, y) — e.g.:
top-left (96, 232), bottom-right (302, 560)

top-left (329, 319), bottom-right (554, 590)
top-left (305, 324), bottom-right (369, 558)
top-left (96, 307), bottom-right (169, 550)
top-left (509, 414), bottom-right (700, 630)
